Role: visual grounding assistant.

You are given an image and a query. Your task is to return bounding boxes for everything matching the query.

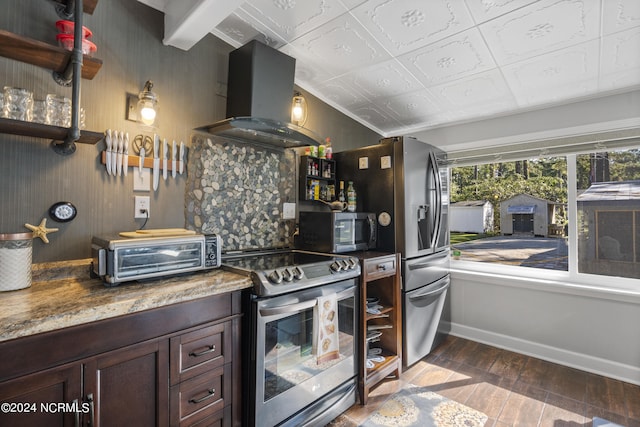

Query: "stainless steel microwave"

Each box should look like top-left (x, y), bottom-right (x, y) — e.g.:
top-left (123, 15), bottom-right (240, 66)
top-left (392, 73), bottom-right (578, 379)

top-left (298, 211), bottom-right (376, 253)
top-left (91, 234), bottom-right (221, 286)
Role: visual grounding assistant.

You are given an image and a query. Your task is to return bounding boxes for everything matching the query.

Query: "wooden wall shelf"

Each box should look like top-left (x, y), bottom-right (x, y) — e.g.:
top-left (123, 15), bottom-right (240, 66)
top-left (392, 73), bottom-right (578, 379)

top-left (0, 30), bottom-right (102, 80)
top-left (52, 0), bottom-right (99, 15)
top-left (0, 117), bottom-right (102, 144)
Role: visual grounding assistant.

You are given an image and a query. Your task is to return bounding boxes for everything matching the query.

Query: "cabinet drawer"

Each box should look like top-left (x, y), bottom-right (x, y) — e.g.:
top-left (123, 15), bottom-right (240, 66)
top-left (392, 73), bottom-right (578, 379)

top-left (363, 255), bottom-right (396, 280)
top-left (171, 363), bottom-right (231, 426)
top-left (182, 405), bottom-right (231, 427)
top-left (171, 321), bottom-right (231, 384)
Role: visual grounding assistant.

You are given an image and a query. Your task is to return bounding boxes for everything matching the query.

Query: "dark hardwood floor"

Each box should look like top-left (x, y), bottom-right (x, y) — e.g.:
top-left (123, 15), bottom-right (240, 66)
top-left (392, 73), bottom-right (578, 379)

top-left (332, 336), bottom-right (640, 427)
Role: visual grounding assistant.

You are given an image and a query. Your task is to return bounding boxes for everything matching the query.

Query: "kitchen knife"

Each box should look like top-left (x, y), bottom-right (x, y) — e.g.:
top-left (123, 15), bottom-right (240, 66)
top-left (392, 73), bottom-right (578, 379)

top-left (111, 131), bottom-right (119, 177)
top-left (123, 132), bottom-right (129, 176)
top-left (179, 141), bottom-right (184, 175)
top-left (162, 138), bottom-right (168, 180)
top-left (172, 140), bottom-right (177, 178)
top-left (105, 129), bottom-right (112, 175)
top-left (153, 134), bottom-right (160, 191)
top-left (116, 131), bottom-right (123, 176)
top-left (139, 147), bottom-right (145, 174)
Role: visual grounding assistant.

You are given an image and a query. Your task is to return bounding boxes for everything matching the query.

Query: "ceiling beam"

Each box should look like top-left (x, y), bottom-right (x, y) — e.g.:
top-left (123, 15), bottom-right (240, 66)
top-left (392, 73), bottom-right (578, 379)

top-left (162, 0), bottom-right (242, 50)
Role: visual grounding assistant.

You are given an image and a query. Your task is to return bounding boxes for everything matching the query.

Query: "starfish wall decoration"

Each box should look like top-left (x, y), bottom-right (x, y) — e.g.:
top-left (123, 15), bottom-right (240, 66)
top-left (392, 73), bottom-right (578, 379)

top-left (25, 218), bottom-right (59, 244)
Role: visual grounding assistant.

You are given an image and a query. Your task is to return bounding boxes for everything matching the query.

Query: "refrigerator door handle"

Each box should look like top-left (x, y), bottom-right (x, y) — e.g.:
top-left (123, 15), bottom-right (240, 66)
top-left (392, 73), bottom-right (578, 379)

top-left (408, 277), bottom-right (450, 301)
top-left (429, 151), bottom-right (442, 249)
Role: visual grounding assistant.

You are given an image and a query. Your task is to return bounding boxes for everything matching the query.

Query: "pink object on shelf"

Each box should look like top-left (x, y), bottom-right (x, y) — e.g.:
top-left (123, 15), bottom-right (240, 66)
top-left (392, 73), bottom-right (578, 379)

top-left (56, 34), bottom-right (97, 56)
top-left (55, 20), bottom-right (93, 39)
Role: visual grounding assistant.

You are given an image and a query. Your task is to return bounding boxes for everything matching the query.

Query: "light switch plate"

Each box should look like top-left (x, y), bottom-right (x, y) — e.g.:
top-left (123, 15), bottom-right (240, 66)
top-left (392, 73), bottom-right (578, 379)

top-left (381, 156), bottom-right (392, 169)
top-left (359, 157), bottom-right (369, 169)
top-left (283, 202), bottom-right (296, 219)
top-left (133, 168), bottom-right (151, 191)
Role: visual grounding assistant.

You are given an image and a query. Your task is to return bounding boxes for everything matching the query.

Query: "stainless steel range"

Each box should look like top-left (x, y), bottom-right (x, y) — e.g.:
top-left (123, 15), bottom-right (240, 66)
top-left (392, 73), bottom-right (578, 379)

top-left (222, 249), bottom-right (360, 427)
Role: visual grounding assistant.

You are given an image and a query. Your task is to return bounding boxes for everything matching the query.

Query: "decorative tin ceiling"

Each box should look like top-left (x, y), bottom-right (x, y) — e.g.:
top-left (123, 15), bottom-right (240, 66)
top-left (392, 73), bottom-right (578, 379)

top-left (138, 0), bottom-right (640, 136)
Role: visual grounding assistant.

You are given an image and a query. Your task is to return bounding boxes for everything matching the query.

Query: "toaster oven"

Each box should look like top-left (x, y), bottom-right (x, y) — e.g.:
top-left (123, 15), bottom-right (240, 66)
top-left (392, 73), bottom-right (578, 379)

top-left (91, 234), bottom-right (221, 286)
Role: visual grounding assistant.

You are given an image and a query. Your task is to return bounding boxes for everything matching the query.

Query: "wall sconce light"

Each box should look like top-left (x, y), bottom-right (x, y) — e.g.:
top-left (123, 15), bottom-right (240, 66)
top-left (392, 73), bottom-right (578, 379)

top-left (291, 92), bottom-right (307, 126)
top-left (126, 80), bottom-right (158, 126)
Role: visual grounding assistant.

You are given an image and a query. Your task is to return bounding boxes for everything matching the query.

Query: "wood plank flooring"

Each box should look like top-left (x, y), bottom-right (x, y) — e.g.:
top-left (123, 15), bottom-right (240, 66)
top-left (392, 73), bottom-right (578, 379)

top-left (331, 336), bottom-right (640, 427)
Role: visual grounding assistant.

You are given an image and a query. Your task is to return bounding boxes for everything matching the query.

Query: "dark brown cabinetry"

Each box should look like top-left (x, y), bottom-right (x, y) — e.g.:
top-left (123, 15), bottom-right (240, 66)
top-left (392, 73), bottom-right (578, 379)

top-left (0, 291), bottom-right (242, 426)
top-left (356, 252), bottom-right (402, 404)
top-left (299, 155), bottom-right (336, 201)
top-left (0, 363), bottom-right (81, 427)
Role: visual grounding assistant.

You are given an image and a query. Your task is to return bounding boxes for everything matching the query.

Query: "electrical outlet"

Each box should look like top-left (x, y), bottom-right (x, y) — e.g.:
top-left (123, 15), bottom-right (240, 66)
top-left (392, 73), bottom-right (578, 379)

top-left (283, 202), bottom-right (296, 219)
top-left (134, 196), bottom-right (150, 219)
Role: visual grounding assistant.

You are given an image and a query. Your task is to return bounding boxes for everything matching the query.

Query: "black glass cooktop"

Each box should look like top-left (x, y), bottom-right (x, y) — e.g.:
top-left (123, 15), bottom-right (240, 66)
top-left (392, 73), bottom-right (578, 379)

top-left (221, 250), bottom-right (338, 272)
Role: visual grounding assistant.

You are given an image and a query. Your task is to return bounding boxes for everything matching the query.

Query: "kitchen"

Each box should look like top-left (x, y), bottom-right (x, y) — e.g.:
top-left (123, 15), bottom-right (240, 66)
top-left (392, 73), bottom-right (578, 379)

top-left (1, 0), bottom-right (639, 426)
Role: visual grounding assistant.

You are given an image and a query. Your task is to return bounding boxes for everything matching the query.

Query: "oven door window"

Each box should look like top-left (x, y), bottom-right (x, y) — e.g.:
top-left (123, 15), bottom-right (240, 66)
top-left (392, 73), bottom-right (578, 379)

top-left (333, 218), bottom-right (355, 245)
top-left (260, 291), bottom-right (355, 402)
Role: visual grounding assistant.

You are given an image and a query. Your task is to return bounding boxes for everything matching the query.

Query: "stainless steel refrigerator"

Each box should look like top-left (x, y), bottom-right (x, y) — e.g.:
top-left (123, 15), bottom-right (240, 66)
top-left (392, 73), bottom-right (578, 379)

top-left (334, 136), bottom-right (450, 367)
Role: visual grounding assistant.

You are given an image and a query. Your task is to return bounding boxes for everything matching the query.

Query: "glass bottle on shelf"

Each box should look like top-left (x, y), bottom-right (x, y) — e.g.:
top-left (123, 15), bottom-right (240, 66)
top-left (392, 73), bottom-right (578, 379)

top-left (347, 181), bottom-right (356, 212)
top-left (338, 181), bottom-right (346, 203)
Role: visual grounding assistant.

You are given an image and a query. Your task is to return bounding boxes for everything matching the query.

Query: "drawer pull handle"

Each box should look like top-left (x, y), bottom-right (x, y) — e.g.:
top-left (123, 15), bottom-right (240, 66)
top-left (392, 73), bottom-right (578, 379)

top-left (189, 388), bottom-right (216, 404)
top-left (189, 344), bottom-right (216, 357)
top-left (377, 264), bottom-right (387, 271)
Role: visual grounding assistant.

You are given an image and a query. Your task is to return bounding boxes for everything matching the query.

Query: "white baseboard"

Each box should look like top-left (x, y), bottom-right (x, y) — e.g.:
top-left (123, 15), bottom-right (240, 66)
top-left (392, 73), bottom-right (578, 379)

top-left (441, 321), bottom-right (640, 386)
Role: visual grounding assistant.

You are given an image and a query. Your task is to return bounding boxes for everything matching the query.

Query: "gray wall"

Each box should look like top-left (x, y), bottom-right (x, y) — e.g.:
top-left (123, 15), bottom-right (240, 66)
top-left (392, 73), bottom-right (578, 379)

top-left (0, 0), bottom-right (379, 262)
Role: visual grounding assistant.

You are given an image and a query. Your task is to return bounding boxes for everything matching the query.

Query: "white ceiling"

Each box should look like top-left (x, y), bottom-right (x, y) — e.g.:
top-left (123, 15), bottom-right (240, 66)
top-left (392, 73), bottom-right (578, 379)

top-left (137, 0), bottom-right (640, 137)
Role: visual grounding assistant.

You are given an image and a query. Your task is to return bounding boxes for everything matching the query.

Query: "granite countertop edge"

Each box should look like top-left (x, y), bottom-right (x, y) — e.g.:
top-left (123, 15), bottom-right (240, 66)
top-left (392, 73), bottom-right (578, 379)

top-left (0, 259), bottom-right (253, 344)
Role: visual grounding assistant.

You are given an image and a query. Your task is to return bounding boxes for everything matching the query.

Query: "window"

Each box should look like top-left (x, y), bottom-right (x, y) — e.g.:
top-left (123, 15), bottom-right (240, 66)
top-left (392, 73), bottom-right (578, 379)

top-left (450, 157), bottom-right (568, 272)
top-left (451, 147), bottom-right (640, 283)
top-left (576, 150), bottom-right (640, 279)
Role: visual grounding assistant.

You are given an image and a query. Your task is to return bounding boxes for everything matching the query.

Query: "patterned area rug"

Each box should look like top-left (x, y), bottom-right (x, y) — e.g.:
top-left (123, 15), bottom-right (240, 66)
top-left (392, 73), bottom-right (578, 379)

top-left (360, 385), bottom-right (487, 427)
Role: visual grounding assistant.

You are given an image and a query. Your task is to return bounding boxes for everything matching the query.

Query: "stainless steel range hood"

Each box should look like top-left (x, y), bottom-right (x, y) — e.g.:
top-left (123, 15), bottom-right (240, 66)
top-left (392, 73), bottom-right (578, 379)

top-left (198, 40), bottom-right (321, 148)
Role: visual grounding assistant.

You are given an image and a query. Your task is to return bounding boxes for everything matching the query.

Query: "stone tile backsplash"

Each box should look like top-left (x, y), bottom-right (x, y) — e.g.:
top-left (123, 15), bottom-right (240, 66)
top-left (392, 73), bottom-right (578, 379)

top-left (185, 133), bottom-right (296, 252)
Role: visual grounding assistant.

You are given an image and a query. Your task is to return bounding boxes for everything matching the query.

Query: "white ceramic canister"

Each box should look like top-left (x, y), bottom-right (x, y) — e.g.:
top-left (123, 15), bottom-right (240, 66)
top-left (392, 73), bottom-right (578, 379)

top-left (0, 232), bottom-right (33, 291)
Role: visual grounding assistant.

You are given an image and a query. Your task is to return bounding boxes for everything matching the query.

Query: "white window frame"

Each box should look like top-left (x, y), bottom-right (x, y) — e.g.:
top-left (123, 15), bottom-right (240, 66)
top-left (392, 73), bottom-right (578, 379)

top-left (450, 152), bottom-right (640, 300)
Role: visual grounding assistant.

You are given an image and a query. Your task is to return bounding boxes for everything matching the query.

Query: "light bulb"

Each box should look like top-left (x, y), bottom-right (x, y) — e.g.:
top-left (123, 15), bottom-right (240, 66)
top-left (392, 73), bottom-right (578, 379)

top-left (292, 103), bottom-right (303, 120)
top-left (140, 105), bottom-right (156, 125)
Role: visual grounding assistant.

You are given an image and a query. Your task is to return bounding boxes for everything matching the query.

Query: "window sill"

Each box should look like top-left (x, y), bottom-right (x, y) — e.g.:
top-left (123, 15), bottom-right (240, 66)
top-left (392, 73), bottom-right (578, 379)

top-left (450, 260), bottom-right (640, 304)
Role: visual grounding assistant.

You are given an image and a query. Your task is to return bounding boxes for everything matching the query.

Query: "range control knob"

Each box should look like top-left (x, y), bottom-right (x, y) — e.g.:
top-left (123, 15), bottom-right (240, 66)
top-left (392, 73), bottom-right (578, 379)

top-left (339, 259), bottom-right (349, 270)
top-left (268, 270), bottom-right (283, 284)
top-left (347, 258), bottom-right (358, 269)
top-left (292, 267), bottom-right (304, 280)
top-left (330, 261), bottom-right (342, 272)
top-left (282, 268), bottom-right (294, 282)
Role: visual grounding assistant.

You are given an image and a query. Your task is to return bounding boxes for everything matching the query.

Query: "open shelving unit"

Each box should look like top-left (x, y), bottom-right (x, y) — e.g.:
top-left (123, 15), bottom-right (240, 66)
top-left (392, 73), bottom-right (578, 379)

top-left (0, 0), bottom-right (103, 151)
top-left (356, 252), bottom-right (402, 405)
top-left (299, 155), bottom-right (336, 201)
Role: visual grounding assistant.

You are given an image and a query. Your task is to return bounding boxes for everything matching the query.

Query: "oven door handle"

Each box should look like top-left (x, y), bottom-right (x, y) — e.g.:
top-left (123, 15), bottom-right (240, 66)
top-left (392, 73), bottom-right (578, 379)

top-left (259, 287), bottom-right (354, 317)
top-left (259, 299), bottom-right (318, 317)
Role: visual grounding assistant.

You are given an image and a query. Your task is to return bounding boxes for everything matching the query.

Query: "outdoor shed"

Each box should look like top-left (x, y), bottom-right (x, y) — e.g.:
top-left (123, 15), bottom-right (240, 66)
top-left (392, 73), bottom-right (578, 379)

top-left (450, 200), bottom-right (493, 233)
top-left (500, 194), bottom-right (552, 237)
top-left (577, 180), bottom-right (640, 278)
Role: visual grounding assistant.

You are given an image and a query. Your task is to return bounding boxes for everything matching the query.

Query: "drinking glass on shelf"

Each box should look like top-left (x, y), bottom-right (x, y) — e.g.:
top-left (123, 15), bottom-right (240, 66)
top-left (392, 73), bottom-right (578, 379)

top-left (45, 94), bottom-right (71, 127)
top-left (32, 100), bottom-right (47, 124)
top-left (3, 87), bottom-right (34, 121)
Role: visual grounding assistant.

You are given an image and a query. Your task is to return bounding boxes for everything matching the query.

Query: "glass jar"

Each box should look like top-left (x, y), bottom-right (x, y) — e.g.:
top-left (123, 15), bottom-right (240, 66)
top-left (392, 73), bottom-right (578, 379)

top-left (0, 233), bottom-right (33, 291)
top-left (2, 87), bottom-right (34, 121)
top-left (45, 94), bottom-right (71, 127)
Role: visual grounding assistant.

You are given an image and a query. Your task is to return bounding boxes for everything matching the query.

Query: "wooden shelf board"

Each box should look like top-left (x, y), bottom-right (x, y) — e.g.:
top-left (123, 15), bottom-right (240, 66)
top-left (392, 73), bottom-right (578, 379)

top-left (0, 30), bottom-right (102, 80)
top-left (365, 355), bottom-right (400, 382)
top-left (51, 0), bottom-right (99, 15)
top-left (0, 117), bottom-right (102, 144)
